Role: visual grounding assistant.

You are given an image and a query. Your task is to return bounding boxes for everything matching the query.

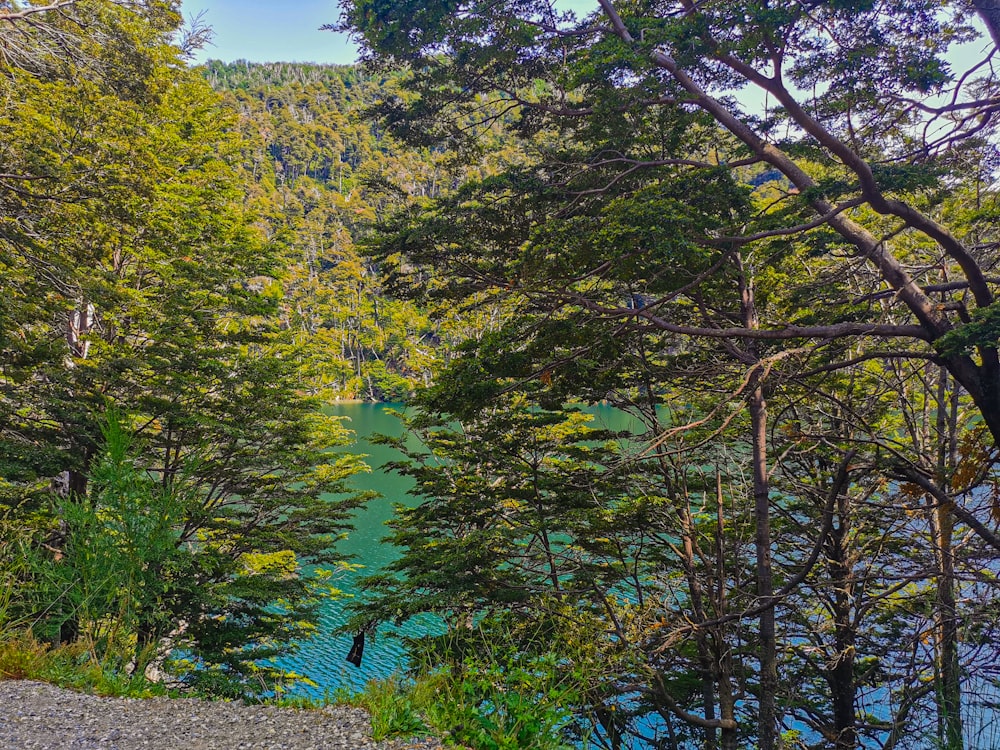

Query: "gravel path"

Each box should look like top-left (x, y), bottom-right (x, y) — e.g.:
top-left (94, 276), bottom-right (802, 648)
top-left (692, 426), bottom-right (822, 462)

top-left (0, 680), bottom-right (444, 750)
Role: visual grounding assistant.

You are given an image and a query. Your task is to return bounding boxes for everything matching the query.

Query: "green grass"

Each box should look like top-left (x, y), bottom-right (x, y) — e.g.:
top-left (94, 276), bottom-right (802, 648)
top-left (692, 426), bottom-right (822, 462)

top-left (0, 630), bottom-right (169, 698)
top-left (336, 677), bottom-right (431, 741)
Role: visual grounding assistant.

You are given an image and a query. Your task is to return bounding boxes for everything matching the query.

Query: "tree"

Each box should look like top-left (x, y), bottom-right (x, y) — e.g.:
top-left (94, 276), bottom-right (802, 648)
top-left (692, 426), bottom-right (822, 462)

top-left (201, 60), bottom-right (523, 401)
top-left (0, 7), bottom-right (366, 695)
top-left (340, 0), bottom-right (1000, 746)
top-left (341, 0), bottom-right (1000, 463)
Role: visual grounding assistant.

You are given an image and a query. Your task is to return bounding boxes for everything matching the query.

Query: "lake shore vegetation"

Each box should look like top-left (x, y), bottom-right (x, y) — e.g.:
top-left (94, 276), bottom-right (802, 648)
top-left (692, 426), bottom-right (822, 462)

top-left (338, 1), bottom-right (1000, 748)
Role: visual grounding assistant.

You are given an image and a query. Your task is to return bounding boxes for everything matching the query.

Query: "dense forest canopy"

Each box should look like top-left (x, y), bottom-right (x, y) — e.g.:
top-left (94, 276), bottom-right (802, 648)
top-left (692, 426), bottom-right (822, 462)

top-left (336, 1), bottom-right (1000, 749)
top-left (5, 1), bottom-right (1000, 749)
top-left (0, 0), bottom-right (504, 700)
top-left (0, 0), bottom-right (377, 696)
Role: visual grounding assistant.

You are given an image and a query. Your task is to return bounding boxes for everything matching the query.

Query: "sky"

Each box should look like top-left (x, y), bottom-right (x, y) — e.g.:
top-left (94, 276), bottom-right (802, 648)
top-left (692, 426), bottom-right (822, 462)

top-left (179, 1), bottom-right (993, 79)
top-left (180, 0), bottom-right (358, 65)
top-left (178, 0), bottom-right (600, 66)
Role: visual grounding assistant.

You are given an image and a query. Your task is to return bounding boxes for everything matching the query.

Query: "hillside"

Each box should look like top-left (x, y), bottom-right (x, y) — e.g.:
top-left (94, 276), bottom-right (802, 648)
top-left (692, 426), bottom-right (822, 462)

top-left (202, 61), bottom-right (505, 401)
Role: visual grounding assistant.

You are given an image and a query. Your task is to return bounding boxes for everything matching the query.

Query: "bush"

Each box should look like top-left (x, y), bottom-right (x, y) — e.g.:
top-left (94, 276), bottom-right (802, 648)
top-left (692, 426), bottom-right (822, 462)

top-left (0, 630), bottom-right (166, 698)
top-left (349, 677), bottom-right (429, 741)
top-left (409, 659), bottom-right (579, 750)
top-left (352, 615), bottom-right (588, 750)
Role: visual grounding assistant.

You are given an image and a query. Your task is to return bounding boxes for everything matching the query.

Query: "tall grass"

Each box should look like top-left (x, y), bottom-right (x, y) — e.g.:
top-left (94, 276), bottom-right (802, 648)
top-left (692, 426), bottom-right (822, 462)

top-left (0, 630), bottom-right (168, 698)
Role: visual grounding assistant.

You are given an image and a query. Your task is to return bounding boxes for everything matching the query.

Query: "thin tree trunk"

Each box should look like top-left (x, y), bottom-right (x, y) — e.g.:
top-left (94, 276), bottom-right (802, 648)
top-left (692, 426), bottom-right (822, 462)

top-left (934, 503), bottom-right (962, 749)
top-left (933, 365), bottom-right (963, 750)
top-left (749, 380), bottom-right (778, 750)
top-left (635, 354), bottom-right (732, 747)
top-left (716, 472), bottom-right (739, 750)
top-left (826, 482), bottom-right (857, 750)
top-left (739, 257), bottom-right (779, 750)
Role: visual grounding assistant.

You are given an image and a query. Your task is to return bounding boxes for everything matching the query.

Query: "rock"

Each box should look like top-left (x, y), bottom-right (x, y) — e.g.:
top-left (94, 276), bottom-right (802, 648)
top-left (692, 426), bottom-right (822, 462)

top-left (0, 680), bottom-right (443, 750)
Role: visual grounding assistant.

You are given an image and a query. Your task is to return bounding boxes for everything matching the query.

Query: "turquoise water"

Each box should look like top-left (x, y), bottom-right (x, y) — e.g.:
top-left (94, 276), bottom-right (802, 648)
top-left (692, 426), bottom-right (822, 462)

top-left (277, 404), bottom-right (1000, 749)
top-left (278, 402), bottom-right (642, 698)
top-left (279, 403), bottom-right (418, 697)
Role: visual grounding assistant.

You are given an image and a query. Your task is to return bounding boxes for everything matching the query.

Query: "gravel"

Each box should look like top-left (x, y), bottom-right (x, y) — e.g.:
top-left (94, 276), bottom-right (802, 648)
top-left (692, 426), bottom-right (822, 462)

top-left (0, 680), bottom-right (445, 750)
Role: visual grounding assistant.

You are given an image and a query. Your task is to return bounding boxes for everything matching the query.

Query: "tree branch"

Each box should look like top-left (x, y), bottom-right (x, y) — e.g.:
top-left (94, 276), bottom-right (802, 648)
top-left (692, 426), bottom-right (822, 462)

top-left (0, 1), bottom-right (77, 22)
top-left (893, 468), bottom-right (1000, 554)
top-left (793, 351), bottom-right (942, 378)
top-left (706, 198), bottom-right (866, 245)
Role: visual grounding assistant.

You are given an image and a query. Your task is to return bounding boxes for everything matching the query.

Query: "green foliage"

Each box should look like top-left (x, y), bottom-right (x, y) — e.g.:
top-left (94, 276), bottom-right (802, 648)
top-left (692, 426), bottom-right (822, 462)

top-left (407, 619), bottom-right (587, 750)
top-left (6, 2), bottom-right (1000, 748)
top-left (410, 663), bottom-right (578, 750)
top-left (28, 410), bottom-right (182, 653)
top-left (0, 630), bottom-right (168, 698)
top-left (357, 397), bottom-right (628, 623)
top-left (338, 0), bottom-right (1000, 745)
top-left (348, 677), bottom-right (430, 741)
top-left (344, 615), bottom-right (585, 750)
top-left (200, 61), bottom-right (516, 400)
top-left (0, 631), bottom-right (51, 682)
top-left (937, 302), bottom-right (1000, 357)
top-left (7, 405), bottom-right (360, 697)
top-left (0, 521), bottom-right (29, 633)
top-left (353, 393), bottom-right (739, 746)
top-left (203, 62), bottom-right (464, 401)
top-left (0, 11), bottom-right (365, 701)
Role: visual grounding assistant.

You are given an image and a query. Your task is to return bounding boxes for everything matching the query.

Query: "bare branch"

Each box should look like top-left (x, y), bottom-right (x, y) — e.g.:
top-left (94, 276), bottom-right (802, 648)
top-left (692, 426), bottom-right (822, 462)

top-left (794, 351), bottom-right (942, 379)
top-left (567, 293), bottom-right (931, 340)
top-left (894, 468), bottom-right (1000, 553)
top-left (0, 1), bottom-right (77, 22)
top-left (843, 279), bottom-right (1000, 306)
top-left (0, 172), bottom-right (50, 180)
top-left (706, 198), bottom-right (866, 245)
top-left (661, 451), bottom-right (857, 637)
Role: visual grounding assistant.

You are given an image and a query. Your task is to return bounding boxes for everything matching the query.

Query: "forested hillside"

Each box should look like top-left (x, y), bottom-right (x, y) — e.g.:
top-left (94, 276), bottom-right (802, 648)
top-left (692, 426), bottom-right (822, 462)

top-left (202, 60), bottom-right (509, 401)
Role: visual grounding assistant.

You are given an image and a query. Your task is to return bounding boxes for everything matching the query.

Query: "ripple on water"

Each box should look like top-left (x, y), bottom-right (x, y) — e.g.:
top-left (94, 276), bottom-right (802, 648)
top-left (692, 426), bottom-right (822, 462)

top-left (276, 402), bottom-right (640, 699)
top-left (277, 605), bottom-right (425, 699)
top-left (276, 403), bottom-right (431, 698)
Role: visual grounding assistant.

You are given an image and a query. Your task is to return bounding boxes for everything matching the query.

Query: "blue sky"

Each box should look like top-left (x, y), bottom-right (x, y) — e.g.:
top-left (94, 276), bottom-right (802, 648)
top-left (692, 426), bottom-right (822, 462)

top-left (179, 0), bottom-right (600, 65)
top-left (180, 0), bottom-right (357, 65)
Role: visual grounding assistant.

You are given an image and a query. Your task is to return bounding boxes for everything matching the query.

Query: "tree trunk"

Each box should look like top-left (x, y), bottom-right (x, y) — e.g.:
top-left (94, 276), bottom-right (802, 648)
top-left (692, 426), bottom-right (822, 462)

top-left (67, 300), bottom-right (94, 360)
top-left (739, 258), bottom-right (779, 750)
top-left (749, 382), bottom-right (779, 750)
top-left (933, 503), bottom-right (963, 750)
top-left (975, 0), bottom-right (1000, 50)
top-left (717, 645), bottom-right (738, 750)
top-left (933, 365), bottom-right (964, 750)
top-left (826, 483), bottom-right (857, 750)
top-left (715, 471), bottom-right (739, 750)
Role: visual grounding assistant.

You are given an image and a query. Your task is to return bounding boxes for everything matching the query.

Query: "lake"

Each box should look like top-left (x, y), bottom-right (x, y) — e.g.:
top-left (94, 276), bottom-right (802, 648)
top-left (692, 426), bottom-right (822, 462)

top-left (277, 401), bottom-right (641, 698)
top-left (276, 402), bottom-right (416, 698)
top-left (277, 404), bottom-right (1000, 749)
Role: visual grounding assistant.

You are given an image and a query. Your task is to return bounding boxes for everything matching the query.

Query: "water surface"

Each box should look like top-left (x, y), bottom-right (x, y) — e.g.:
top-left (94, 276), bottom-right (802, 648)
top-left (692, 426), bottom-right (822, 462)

top-left (279, 403), bottom-right (416, 697)
top-left (280, 402), bottom-right (640, 698)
